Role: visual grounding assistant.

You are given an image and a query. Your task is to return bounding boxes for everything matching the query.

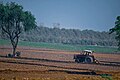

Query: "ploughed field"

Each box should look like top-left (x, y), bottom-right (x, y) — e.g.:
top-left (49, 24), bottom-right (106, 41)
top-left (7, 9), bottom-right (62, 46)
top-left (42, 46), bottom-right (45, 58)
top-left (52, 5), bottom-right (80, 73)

top-left (0, 46), bottom-right (120, 80)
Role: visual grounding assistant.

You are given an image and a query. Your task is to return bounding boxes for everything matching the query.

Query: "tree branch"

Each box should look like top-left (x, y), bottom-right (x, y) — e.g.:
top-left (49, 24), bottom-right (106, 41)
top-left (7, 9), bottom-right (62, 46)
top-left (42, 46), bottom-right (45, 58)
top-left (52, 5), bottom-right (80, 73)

top-left (2, 26), bottom-right (10, 36)
top-left (13, 21), bottom-right (21, 40)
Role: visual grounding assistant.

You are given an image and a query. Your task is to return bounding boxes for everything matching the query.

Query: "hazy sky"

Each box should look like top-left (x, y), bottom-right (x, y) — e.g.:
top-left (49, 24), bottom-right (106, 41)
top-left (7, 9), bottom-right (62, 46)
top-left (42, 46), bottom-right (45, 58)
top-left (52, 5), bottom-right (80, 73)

top-left (2, 0), bottom-right (120, 31)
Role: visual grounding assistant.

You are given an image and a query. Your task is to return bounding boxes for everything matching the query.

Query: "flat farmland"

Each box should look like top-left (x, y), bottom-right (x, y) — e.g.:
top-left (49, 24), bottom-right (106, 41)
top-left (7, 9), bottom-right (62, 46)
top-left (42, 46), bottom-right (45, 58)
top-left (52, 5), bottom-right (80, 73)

top-left (0, 46), bottom-right (120, 80)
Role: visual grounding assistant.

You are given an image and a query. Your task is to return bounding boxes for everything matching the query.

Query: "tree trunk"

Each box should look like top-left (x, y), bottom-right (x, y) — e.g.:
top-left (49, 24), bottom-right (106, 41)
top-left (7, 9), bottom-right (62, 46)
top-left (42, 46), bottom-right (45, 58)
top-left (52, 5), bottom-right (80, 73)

top-left (12, 45), bottom-right (17, 56)
top-left (10, 35), bottom-right (19, 57)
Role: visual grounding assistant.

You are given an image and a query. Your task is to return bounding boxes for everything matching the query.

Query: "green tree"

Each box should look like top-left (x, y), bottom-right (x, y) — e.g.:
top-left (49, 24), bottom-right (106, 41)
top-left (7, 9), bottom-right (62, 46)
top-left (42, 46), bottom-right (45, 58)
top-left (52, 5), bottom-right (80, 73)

top-left (110, 16), bottom-right (120, 49)
top-left (0, 2), bottom-right (36, 56)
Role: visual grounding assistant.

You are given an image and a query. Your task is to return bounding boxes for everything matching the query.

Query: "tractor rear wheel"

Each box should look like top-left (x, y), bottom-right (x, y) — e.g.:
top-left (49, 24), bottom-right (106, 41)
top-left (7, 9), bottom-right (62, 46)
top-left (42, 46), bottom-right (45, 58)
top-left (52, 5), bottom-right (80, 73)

top-left (75, 59), bottom-right (80, 63)
top-left (85, 57), bottom-right (93, 63)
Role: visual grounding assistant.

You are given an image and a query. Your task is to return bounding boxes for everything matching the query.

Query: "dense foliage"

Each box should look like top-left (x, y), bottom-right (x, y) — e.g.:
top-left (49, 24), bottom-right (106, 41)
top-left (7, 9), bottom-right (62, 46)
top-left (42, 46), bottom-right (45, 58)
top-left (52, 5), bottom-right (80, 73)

top-left (16, 26), bottom-right (117, 47)
top-left (110, 16), bottom-right (120, 49)
top-left (0, 2), bottom-right (36, 55)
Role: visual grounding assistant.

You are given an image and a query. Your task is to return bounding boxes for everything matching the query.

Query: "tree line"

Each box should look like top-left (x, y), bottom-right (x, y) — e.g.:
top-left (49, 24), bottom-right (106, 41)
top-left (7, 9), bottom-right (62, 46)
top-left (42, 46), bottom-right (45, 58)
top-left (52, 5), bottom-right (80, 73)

top-left (1, 26), bottom-right (117, 46)
top-left (12, 26), bottom-right (117, 46)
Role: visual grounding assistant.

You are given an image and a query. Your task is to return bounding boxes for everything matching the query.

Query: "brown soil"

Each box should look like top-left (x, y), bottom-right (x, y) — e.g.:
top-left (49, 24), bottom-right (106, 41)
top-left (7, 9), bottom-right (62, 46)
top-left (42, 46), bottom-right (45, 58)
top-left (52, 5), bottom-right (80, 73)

top-left (0, 46), bottom-right (120, 80)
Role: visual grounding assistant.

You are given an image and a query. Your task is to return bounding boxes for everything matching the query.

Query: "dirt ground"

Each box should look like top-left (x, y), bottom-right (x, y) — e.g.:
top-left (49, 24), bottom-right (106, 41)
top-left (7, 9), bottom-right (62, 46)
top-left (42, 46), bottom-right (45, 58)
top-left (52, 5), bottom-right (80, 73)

top-left (0, 46), bottom-right (120, 80)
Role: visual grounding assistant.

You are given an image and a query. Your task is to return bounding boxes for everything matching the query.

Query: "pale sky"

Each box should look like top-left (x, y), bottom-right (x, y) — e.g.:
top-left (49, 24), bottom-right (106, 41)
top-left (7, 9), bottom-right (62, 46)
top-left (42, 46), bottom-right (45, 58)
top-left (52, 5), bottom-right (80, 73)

top-left (2, 0), bottom-right (120, 31)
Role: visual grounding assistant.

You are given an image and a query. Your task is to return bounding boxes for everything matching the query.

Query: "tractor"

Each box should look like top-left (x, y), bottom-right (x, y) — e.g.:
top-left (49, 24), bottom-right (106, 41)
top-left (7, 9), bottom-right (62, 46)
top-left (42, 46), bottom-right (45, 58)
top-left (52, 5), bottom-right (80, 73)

top-left (74, 50), bottom-right (98, 63)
